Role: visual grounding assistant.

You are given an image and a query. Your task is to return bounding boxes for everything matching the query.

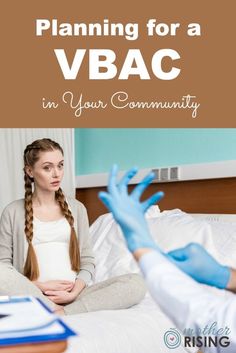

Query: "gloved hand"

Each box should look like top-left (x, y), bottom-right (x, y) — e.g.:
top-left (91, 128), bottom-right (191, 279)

top-left (168, 243), bottom-right (230, 289)
top-left (99, 165), bottom-right (164, 253)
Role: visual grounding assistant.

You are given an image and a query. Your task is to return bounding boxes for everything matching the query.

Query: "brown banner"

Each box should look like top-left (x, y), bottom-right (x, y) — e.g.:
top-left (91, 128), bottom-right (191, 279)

top-left (1, 1), bottom-right (234, 127)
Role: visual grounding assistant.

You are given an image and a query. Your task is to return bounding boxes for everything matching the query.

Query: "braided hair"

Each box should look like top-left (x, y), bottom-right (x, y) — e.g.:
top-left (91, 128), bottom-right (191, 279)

top-left (23, 138), bottom-right (80, 280)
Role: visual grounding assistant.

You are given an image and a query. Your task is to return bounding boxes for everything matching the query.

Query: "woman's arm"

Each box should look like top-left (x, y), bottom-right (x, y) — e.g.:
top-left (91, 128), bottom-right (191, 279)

top-left (75, 202), bottom-right (95, 286)
top-left (0, 205), bottom-right (13, 264)
top-left (0, 205), bottom-right (63, 311)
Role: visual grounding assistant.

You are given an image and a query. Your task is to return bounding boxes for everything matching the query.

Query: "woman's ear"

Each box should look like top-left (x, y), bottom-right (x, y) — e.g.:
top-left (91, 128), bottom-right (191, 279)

top-left (25, 165), bottom-right (33, 179)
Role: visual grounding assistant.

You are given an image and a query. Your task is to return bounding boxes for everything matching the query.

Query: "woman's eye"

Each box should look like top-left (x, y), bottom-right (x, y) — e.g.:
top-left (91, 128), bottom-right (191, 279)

top-left (43, 166), bottom-right (51, 171)
top-left (58, 164), bottom-right (64, 169)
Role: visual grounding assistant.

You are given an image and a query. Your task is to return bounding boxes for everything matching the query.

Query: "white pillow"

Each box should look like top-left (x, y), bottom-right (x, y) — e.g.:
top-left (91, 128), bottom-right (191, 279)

top-left (90, 206), bottom-right (236, 283)
top-left (148, 209), bottom-right (236, 268)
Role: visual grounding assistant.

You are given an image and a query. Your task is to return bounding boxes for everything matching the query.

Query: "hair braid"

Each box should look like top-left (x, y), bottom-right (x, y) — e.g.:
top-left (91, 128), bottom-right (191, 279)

top-left (23, 172), bottom-right (39, 280)
top-left (56, 188), bottom-right (80, 271)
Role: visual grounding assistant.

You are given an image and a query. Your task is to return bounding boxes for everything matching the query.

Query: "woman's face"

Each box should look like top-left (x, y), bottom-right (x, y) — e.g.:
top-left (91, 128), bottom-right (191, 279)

top-left (26, 149), bottom-right (64, 192)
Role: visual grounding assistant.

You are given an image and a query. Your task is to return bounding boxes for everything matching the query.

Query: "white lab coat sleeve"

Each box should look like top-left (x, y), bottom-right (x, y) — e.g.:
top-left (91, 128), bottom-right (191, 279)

top-left (139, 251), bottom-right (236, 353)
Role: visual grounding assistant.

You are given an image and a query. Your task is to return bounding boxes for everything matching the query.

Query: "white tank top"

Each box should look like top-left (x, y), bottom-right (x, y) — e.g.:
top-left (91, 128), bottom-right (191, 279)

top-left (26, 217), bottom-right (77, 282)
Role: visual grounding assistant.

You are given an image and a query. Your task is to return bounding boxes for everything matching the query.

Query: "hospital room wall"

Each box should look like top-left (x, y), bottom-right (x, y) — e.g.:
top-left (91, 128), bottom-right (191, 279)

top-left (75, 129), bottom-right (236, 175)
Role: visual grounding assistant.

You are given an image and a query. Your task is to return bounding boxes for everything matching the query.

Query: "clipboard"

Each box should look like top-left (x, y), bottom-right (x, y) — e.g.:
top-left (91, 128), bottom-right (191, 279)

top-left (0, 296), bottom-right (77, 347)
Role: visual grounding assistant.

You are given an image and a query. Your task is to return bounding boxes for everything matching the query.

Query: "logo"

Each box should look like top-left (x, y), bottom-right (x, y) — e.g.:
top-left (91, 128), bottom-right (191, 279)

top-left (164, 322), bottom-right (231, 350)
top-left (164, 328), bottom-right (181, 349)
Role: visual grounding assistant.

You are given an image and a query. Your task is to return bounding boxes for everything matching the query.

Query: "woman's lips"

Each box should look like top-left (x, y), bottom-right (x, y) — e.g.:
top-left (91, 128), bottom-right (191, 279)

top-left (51, 181), bottom-right (60, 185)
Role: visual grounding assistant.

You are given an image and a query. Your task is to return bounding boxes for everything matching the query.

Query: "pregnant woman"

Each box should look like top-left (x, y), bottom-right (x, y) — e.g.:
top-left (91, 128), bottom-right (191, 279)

top-left (0, 138), bottom-right (145, 315)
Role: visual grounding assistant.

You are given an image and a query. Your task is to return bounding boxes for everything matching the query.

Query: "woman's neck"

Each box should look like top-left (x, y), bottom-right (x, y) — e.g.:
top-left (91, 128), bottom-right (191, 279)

top-left (32, 190), bottom-right (56, 207)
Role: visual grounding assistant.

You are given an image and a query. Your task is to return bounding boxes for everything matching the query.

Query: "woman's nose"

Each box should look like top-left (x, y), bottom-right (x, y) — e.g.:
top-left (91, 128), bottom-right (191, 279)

top-left (52, 168), bottom-right (59, 177)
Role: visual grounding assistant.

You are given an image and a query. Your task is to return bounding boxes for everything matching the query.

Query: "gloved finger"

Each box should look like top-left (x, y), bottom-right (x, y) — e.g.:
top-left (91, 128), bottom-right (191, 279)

top-left (118, 167), bottom-right (138, 192)
top-left (141, 191), bottom-right (164, 212)
top-left (107, 164), bottom-right (119, 196)
top-left (131, 171), bottom-right (155, 200)
top-left (167, 256), bottom-right (188, 272)
top-left (185, 242), bottom-right (206, 255)
top-left (99, 191), bottom-right (114, 211)
top-left (168, 247), bottom-right (189, 261)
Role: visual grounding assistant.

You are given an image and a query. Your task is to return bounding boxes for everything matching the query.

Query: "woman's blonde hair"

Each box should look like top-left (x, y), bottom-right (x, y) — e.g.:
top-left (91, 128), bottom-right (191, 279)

top-left (23, 138), bottom-right (80, 280)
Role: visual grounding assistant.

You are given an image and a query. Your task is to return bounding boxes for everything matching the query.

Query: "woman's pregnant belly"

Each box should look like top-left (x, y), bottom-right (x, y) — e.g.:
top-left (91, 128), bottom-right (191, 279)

top-left (34, 242), bottom-right (76, 282)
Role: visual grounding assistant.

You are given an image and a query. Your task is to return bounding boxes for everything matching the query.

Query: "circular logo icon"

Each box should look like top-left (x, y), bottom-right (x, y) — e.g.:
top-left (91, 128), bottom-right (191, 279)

top-left (164, 328), bottom-right (181, 349)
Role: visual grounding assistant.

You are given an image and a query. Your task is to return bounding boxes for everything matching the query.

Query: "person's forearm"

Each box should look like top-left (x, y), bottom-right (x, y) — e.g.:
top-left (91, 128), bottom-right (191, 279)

top-left (32, 280), bottom-right (45, 292)
top-left (226, 269), bottom-right (236, 293)
top-left (72, 278), bottom-right (86, 296)
top-left (133, 248), bottom-right (153, 261)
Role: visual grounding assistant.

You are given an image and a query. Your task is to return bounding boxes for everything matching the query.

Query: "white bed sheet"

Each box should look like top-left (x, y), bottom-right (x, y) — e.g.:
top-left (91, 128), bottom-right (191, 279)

top-left (64, 295), bottom-right (195, 353)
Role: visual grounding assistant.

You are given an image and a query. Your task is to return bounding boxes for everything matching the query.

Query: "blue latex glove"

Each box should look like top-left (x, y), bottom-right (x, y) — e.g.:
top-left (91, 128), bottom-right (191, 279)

top-left (99, 165), bottom-right (164, 253)
top-left (168, 243), bottom-right (230, 289)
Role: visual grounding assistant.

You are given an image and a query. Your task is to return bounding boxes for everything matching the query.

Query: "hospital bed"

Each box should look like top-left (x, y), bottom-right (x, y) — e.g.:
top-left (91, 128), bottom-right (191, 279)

top-left (62, 177), bottom-right (236, 353)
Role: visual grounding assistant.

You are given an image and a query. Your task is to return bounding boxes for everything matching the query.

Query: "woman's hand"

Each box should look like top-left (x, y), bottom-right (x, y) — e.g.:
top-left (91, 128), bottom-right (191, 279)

top-left (45, 290), bottom-right (78, 304)
top-left (45, 278), bottom-right (86, 304)
top-left (33, 280), bottom-right (74, 293)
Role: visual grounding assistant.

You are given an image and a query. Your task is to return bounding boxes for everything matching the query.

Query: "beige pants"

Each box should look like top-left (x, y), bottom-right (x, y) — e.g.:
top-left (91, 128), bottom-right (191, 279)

top-left (0, 263), bottom-right (146, 315)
